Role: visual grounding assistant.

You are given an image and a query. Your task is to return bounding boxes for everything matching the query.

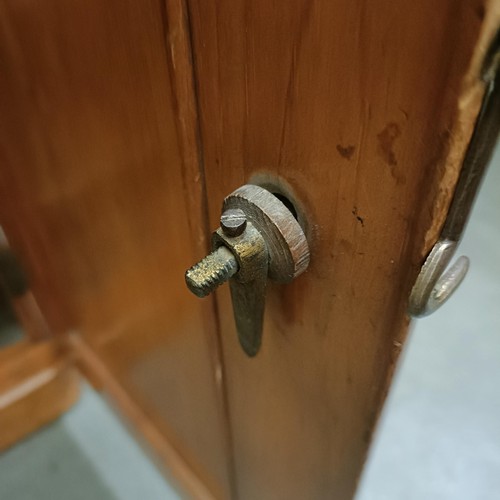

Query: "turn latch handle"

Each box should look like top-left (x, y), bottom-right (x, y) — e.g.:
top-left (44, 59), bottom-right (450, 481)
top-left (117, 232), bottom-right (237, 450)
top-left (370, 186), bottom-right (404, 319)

top-left (185, 185), bottom-right (309, 356)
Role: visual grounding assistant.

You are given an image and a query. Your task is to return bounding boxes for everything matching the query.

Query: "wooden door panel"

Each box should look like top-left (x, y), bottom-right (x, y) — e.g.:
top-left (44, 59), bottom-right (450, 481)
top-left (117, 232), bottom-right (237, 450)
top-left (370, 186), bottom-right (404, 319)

top-left (0, 0), bottom-right (231, 497)
top-left (187, 0), bottom-right (493, 497)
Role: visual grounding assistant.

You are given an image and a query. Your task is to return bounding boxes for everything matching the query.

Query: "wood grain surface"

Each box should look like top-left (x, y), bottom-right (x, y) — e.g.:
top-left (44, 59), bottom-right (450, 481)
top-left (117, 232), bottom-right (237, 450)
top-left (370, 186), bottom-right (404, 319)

top-left (0, 0), bottom-right (496, 497)
top-left (186, 0), bottom-right (490, 498)
top-left (0, 0), bottom-right (231, 497)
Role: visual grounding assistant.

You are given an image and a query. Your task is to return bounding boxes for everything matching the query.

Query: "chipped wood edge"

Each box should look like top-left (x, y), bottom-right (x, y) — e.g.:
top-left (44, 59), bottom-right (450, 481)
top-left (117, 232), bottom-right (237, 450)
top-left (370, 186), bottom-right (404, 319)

top-left (422, 1), bottom-right (500, 252)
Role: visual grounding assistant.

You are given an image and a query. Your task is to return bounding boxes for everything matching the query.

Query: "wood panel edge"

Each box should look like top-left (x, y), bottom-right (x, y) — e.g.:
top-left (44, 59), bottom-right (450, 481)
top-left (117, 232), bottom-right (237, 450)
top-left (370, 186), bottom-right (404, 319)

top-left (161, 0), bottom-right (237, 497)
top-left (421, 2), bottom-right (500, 253)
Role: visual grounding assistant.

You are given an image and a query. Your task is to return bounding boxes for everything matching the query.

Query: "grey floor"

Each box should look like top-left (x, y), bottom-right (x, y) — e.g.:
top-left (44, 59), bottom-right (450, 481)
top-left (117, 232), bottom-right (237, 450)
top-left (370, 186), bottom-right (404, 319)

top-left (0, 385), bottom-right (180, 500)
top-left (0, 147), bottom-right (499, 499)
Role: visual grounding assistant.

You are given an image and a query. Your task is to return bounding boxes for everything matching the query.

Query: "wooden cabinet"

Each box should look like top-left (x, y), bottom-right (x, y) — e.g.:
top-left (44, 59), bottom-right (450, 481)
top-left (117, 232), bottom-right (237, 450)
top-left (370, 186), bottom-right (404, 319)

top-left (0, 0), bottom-right (498, 498)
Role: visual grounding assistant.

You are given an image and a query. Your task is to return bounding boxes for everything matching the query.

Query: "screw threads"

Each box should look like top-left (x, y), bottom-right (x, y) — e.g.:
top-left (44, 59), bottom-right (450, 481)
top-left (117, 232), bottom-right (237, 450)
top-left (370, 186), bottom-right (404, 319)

top-left (185, 246), bottom-right (238, 298)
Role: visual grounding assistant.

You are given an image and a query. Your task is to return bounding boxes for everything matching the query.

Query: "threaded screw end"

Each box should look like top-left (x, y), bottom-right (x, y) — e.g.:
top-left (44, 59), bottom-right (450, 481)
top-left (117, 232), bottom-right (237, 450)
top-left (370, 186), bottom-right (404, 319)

top-left (185, 246), bottom-right (238, 298)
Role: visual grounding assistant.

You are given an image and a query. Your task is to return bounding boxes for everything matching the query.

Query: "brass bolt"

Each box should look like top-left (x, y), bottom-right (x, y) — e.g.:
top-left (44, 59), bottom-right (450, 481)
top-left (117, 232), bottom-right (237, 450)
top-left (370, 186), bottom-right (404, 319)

top-left (185, 246), bottom-right (238, 298)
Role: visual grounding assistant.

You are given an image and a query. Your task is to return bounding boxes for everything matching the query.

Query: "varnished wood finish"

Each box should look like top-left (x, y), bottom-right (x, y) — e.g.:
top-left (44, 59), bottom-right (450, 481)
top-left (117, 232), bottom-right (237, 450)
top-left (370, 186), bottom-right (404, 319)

top-left (0, 0), bottom-right (497, 497)
top-left (0, 340), bottom-right (79, 450)
top-left (187, 0), bottom-right (492, 498)
top-left (0, 1), bottom-right (231, 497)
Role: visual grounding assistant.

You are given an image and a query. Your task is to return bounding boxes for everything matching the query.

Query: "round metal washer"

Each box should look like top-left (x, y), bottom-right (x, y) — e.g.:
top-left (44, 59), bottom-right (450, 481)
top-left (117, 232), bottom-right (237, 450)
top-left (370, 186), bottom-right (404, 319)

top-left (223, 184), bottom-right (309, 282)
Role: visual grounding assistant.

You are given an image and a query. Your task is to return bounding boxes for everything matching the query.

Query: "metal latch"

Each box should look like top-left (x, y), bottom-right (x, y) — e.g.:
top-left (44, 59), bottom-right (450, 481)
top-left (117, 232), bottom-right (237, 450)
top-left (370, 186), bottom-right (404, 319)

top-left (409, 30), bottom-right (500, 317)
top-left (185, 185), bottom-right (309, 356)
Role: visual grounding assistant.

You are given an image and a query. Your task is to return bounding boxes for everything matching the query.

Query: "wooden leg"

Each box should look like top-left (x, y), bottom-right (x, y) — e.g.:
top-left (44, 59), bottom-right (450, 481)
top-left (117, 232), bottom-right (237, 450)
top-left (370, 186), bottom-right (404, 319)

top-left (0, 339), bottom-right (80, 451)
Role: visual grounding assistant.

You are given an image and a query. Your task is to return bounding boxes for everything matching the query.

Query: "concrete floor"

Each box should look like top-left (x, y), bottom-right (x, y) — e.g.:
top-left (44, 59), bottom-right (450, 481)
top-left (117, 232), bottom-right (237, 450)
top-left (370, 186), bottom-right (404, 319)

top-left (0, 147), bottom-right (498, 499)
top-left (0, 384), bottom-right (180, 500)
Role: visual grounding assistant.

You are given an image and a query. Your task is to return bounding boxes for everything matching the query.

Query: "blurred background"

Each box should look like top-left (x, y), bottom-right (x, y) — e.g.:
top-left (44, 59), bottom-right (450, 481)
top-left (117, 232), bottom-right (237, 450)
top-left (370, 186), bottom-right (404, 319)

top-left (0, 146), bottom-right (498, 499)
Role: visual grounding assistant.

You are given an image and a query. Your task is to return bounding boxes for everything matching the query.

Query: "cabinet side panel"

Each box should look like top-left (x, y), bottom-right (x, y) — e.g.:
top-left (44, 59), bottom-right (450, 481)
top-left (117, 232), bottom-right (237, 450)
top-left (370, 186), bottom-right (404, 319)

top-left (186, 0), bottom-right (488, 498)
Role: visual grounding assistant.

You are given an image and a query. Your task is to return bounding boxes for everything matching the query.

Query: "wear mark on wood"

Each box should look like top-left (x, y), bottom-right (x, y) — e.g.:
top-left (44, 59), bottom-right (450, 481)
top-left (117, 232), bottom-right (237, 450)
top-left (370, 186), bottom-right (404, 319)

top-left (377, 122), bottom-right (407, 184)
top-left (339, 239), bottom-right (354, 255)
top-left (377, 122), bottom-right (401, 166)
top-left (352, 207), bottom-right (364, 227)
top-left (336, 144), bottom-right (356, 160)
top-left (475, 4), bottom-right (485, 20)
